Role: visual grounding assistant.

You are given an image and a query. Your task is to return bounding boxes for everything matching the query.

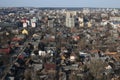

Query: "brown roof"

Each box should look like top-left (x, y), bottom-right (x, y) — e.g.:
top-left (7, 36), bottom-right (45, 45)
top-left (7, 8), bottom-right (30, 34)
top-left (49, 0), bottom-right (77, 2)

top-left (90, 49), bottom-right (99, 53)
top-left (105, 52), bottom-right (117, 55)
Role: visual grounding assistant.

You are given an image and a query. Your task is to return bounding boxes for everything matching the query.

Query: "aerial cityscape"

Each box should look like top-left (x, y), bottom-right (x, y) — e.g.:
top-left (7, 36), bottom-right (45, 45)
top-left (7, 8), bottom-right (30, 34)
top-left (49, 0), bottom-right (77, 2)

top-left (0, 0), bottom-right (120, 80)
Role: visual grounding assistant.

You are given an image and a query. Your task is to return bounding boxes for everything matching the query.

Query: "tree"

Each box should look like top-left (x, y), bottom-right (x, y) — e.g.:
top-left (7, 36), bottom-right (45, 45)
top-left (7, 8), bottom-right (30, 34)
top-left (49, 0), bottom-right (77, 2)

top-left (87, 59), bottom-right (107, 80)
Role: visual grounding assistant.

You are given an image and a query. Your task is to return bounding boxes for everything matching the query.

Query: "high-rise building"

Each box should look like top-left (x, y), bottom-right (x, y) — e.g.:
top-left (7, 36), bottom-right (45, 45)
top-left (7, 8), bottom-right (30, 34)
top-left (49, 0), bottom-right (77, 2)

top-left (66, 11), bottom-right (75, 28)
top-left (31, 17), bottom-right (37, 27)
top-left (78, 17), bottom-right (84, 27)
top-left (48, 20), bottom-right (54, 27)
top-left (66, 18), bottom-right (75, 28)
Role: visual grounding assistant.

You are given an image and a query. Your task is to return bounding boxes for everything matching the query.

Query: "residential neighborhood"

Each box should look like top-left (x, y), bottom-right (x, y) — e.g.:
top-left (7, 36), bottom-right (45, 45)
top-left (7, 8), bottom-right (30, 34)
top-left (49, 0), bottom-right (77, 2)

top-left (0, 7), bottom-right (120, 80)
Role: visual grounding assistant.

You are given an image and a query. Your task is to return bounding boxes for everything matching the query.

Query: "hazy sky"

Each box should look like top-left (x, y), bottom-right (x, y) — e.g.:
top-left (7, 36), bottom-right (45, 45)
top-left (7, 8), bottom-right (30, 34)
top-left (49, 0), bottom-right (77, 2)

top-left (0, 0), bottom-right (120, 8)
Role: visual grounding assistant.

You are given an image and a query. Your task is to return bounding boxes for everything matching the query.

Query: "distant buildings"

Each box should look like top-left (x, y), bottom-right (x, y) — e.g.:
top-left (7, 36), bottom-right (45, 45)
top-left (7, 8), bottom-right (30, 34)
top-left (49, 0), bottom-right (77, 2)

top-left (23, 22), bottom-right (27, 28)
top-left (65, 11), bottom-right (76, 28)
top-left (66, 18), bottom-right (75, 28)
top-left (78, 17), bottom-right (84, 27)
top-left (31, 17), bottom-right (37, 27)
top-left (109, 17), bottom-right (120, 28)
top-left (110, 17), bottom-right (120, 21)
top-left (48, 19), bottom-right (54, 27)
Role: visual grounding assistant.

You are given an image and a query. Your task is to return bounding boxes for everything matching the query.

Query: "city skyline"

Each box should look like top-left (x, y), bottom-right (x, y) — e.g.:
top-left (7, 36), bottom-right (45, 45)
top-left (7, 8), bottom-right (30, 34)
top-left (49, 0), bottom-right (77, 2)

top-left (0, 0), bottom-right (120, 8)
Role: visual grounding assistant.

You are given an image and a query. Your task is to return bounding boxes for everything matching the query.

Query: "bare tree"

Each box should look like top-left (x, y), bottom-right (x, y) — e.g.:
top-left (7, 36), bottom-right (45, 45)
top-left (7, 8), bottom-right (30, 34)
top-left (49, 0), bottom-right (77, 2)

top-left (87, 59), bottom-right (107, 80)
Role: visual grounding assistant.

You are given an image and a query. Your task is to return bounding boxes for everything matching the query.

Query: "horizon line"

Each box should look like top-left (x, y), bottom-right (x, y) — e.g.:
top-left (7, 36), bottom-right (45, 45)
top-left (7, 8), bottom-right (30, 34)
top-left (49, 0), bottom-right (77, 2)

top-left (0, 6), bottom-right (120, 9)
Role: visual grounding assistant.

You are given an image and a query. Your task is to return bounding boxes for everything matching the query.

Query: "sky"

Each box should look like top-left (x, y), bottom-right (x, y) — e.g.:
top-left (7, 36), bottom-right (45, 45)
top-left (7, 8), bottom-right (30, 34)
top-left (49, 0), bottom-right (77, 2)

top-left (0, 0), bottom-right (120, 8)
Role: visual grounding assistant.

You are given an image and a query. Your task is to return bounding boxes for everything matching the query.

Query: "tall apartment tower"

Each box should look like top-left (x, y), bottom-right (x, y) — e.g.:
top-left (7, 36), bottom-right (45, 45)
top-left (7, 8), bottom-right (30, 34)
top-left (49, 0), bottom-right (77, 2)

top-left (31, 17), bottom-right (37, 27)
top-left (66, 11), bottom-right (75, 28)
top-left (48, 19), bottom-right (54, 27)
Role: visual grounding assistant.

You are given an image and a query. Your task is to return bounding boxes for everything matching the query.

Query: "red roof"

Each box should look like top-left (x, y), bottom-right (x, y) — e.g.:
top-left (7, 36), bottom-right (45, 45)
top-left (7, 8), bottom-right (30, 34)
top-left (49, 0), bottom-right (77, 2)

top-left (12, 37), bottom-right (22, 41)
top-left (0, 48), bottom-right (10, 54)
top-left (44, 63), bottom-right (56, 71)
